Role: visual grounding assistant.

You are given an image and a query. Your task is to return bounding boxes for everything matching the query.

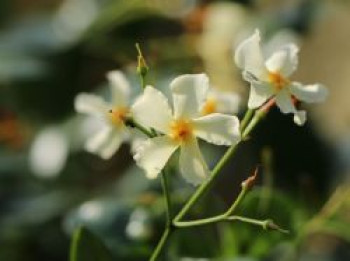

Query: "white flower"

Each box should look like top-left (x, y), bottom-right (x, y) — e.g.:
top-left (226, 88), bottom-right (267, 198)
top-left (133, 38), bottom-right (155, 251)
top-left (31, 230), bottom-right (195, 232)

top-left (74, 70), bottom-right (131, 159)
top-left (234, 29), bottom-right (328, 125)
top-left (132, 74), bottom-right (240, 185)
top-left (200, 88), bottom-right (240, 115)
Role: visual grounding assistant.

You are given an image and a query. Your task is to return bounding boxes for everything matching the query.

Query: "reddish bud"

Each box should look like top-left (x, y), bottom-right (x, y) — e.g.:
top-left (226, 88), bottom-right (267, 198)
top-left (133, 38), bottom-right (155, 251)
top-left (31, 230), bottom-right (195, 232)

top-left (242, 167), bottom-right (259, 190)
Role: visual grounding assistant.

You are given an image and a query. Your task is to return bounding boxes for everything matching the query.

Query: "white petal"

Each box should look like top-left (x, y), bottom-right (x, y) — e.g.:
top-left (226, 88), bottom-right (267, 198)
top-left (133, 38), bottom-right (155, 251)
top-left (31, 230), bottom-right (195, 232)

top-left (289, 82), bottom-right (328, 103)
top-left (193, 113), bottom-right (240, 146)
top-left (106, 70), bottom-right (131, 107)
top-left (29, 127), bottom-right (68, 178)
top-left (293, 110), bottom-right (307, 126)
top-left (275, 88), bottom-right (296, 114)
top-left (265, 44), bottom-right (299, 77)
top-left (85, 126), bottom-right (124, 159)
top-left (179, 138), bottom-right (209, 185)
top-left (129, 128), bottom-right (147, 155)
top-left (263, 30), bottom-right (301, 59)
top-left (207, 89), bottom-right (241, 114)
top-left (75, 93), bottom-right (109, 117)
top-left (171, 74), bottom-right (209, 119)
top-left (99, 133), bottom-right (124, 159)
top-left (131, 86), bottom-right (173, 134)
top-left (234, 29), bottom-right (268, 79)
top-left (248, 81), bottom-right (274, 109)
top-left (133, 136), bottom-right (179, 179)
top-left (85, 126), bottom-right (111, 153)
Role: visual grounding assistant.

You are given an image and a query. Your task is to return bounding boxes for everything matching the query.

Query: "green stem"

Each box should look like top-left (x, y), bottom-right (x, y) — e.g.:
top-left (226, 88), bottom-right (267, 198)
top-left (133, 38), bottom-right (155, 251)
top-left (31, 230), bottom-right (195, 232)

top-left (125, 118), bottom-right (155, 137)
top-left (127, 109), bottom-right (267, 260)
top-left (139, 74), bottom-right (146, 90)
top-left (174, 214), bottom-right (225, 227)
top-left (149, 227), bottom-right (171, 261)
top-left (240, 109), bottom-right (254, 132)
top-left (161, 169), bottom-right (172, 226)
top-left (125, 118), bottom-right (173, 259)
top-left (174, 110), bottom-right (264, 222)
top-left (225, 186), bottom-right (248, 216)
top-left (242, 110), bottom-right (266, 139)
top-left (174, 143), bottom-right (240, 222)
top-left (174, 215), bottom-right (287, 233)
top-left (174, 176), bottom-right (250, 227)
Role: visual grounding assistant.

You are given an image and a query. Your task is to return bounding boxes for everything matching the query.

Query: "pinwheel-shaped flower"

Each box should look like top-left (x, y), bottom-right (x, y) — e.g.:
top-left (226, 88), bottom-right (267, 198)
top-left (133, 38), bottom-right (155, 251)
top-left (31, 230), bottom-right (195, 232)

top-left (132, 74), bottom-right (240, 185)
top-left (234, 29), bottom-right (328, 125)
top-left (74, 70), bottom-right (131, 159)
top-left (201, 88), bottom-right (240, 115)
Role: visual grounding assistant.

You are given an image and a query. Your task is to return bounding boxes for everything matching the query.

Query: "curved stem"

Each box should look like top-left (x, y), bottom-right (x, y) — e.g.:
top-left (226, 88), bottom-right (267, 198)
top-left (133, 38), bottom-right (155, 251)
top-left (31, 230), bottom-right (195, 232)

top-left (125, 118), bottom-right (173, 260)
top-left (227, 216), bottom-right (289, 233)
top-left (149, 227), bottom-right (171, 261)
top-left (174, 173), bottom-right (250, 227)
top-left (225, 185), bottom-right (248, 216)
top-left (174, 215), bottom-right (288, 233)
top-left (174, 214), bottom-right (225, 227)
top-left (127, 110), bottom-right (268, 260)
top-left (174, 143), bottom-right (241, 222)
top-left (174, 110), bottom-right (264, 222)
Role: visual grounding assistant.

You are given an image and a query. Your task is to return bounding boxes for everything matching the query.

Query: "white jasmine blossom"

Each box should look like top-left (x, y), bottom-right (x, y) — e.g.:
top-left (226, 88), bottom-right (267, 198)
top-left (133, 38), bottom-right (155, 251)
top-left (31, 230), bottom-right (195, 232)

top-left (74, 70), bottom-right (131, 159)
top-left (201, 88), bottom-right (240, 115)
top-left (234, 29), bottom-right (328, 125)
top-left (132, 74), bottom-right (240, 185)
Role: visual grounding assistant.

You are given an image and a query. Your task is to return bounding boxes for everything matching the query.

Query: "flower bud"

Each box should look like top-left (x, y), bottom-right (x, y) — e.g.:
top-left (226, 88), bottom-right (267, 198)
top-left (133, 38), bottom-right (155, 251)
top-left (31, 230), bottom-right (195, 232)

top-left (241, 167), bottom-right (258, 190)
top-left (136, 43), bottom-right (149, 78)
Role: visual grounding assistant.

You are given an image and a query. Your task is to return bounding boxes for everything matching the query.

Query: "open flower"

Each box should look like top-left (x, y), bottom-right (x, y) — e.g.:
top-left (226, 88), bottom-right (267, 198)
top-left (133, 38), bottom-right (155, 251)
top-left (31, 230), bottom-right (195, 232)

top-left (234, 29), bottom-right (328, 125)
top-left (132, 74), bottom-right (240, 185)
top-left (74, 70), bottom-right (131, 159)
top-left (201, 88), bottom-right (240, 115)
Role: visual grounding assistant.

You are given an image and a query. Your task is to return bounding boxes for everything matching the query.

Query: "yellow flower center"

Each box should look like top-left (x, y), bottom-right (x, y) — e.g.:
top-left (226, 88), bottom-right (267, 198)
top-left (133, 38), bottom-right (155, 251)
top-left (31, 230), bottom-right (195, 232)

top-left (268, 71), bottom-right (290, 91)
top-left (169, 119), bottom-right (193, 143)
top-left (201, 98), bottom-right (217, 115)
top-left (109, 107), bottom-right (129, 127)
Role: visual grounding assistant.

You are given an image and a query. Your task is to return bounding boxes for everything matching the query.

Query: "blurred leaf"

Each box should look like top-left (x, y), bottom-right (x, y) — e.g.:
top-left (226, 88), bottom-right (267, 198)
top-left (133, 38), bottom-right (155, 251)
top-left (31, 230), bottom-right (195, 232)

top-left (218, 223), bottom-right (239, 258)
top-left (300, 185), bottom-right (350, 242)
top-left (315, 219), bottom-right (350, 242)
top-left (216, 188), bottom-right (300, 258)
top-left (0, 53), bottom-right (47, 82)
top-left (85, 0), bottom-right (158, 37)
top-left (70, 226), bottom-right (114, 261)
top-left (238, 188), bottom-right (301, 231)
top-left (170, 226), bottom-right (219, 259)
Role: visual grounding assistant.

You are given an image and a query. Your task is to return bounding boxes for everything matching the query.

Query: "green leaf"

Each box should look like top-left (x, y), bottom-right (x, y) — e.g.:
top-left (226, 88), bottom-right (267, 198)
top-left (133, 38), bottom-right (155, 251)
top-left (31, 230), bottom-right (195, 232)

top-left (70, 226), bottom-right (114, 261)
top-left (218, 223), bottom-right (239, 258)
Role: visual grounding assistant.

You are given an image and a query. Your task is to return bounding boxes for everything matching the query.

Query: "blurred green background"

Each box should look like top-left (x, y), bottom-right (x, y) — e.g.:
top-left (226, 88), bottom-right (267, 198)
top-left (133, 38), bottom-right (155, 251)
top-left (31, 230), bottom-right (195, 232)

top-left (0, 0), bottom-right (349, 260)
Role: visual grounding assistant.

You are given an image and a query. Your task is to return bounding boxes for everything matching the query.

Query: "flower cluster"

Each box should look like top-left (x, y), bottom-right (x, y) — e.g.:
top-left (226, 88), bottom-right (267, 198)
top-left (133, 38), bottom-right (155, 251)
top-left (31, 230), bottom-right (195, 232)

top-left (74, 29), bottom-right (328, 185)
top-left (71, 29), bottom-right (330, 261)
top-left (75, 71), bottom-right (240, 185)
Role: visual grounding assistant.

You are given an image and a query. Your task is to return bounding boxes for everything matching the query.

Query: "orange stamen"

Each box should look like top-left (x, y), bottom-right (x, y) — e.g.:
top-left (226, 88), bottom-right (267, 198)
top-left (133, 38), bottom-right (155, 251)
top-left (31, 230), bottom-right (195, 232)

top-left (170, 119), bottom-right (193, 143)
top-left (201, 98), bottom-right (217, 115)
top-left (109, 107), bottom-right (129, 126)
top-left (268, 71), bottom-right (290, 91)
